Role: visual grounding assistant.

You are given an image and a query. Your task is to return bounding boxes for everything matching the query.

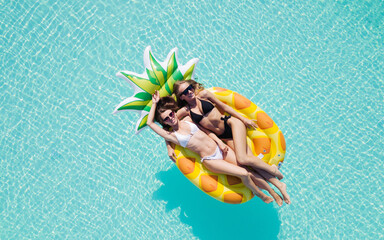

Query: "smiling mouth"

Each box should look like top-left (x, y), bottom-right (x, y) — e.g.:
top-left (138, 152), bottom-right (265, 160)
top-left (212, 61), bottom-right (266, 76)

top-left (186, 92), bottom-right (194, 98)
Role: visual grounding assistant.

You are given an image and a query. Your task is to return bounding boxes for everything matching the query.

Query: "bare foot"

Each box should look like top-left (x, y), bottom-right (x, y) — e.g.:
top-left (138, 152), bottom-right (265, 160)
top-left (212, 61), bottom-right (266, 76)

top-left (260, 195), bottom-right (274, 204)
top-left (271, 192), bottom-right (283, 207)
top-left (278, 182), bottom-right (291, 204)
top-left (272, 164), bottom-right (284, 180)
top-left (254, 191), bottom-right (274, 204)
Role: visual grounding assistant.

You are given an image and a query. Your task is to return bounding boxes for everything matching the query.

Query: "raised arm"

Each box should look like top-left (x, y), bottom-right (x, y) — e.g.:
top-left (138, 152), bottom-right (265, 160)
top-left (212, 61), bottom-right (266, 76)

top-left (201, 90), bottom-right (258, 129)
top-left (147, 91), bottom-right (178, 144)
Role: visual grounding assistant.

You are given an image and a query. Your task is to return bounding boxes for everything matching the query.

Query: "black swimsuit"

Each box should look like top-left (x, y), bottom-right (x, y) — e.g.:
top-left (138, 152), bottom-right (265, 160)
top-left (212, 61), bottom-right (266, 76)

top-left (190, 99), bottom-right (233, 139)
top-left (217, 115), bottom-right (233, 139)
top-left (190, 99), bottom-right (215, 123)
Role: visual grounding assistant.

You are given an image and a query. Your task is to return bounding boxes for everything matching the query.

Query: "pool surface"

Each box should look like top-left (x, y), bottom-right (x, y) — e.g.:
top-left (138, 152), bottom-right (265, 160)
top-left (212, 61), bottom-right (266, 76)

top-left (1, 1), bottom-right (383, 239)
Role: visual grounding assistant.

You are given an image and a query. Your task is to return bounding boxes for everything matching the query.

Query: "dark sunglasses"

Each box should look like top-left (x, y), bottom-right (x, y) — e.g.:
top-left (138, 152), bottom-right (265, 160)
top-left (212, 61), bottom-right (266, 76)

top-left (163, 111), bottom-right (175, 122)
top-left (180, 84), bottom-right (194, 96)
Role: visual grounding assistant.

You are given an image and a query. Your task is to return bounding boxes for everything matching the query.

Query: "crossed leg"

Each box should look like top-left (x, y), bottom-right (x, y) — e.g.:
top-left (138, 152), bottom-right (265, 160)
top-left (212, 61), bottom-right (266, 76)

top-left (202, 147), bottom-right (275, 204)
top-left (225, 139), bottom-right (289, 205)
top-left (255, 169), bottom-right (291, 204)
top-left (227, 117), bottom-right (284, 180)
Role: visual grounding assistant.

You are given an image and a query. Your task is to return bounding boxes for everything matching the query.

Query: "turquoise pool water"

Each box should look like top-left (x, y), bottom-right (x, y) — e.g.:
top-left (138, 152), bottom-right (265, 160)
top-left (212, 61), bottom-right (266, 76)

top-left (1, 1), bottom-right (383, 239)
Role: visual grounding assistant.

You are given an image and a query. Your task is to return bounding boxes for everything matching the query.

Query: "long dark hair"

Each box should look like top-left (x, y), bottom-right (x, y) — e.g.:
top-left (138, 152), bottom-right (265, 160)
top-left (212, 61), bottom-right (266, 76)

top-left (154, 96), bottom-right (179, 128)
top-left (173, 79), bottom-right (204, 108)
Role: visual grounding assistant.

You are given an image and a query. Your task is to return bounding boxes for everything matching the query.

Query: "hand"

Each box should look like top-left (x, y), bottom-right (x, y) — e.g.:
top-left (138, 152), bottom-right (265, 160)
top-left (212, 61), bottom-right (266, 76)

top-left (218, 143), bottom-right (229, 159)
top-left (168, 148), bottom-right (177, 163)
top-left (243, 118), bottom-right (258, 130)
top-left (152, 90), bottom-right (160, 104)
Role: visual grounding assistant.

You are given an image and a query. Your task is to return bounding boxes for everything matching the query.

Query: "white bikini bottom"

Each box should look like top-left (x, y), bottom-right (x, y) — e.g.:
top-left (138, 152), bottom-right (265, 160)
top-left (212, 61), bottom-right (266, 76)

top-left (201, 146), bottom-right (223, 162)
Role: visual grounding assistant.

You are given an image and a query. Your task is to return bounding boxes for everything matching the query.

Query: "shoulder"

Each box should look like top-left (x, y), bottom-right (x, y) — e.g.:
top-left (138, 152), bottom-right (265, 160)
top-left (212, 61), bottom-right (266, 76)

top-left (198, 90), bottom-right (217, 103)
top-left (184, 120), bottom-right (199, 131)
top-left (177, 106), bottom-right (189, 116)
top-left (198, 89), bottom-right (211, 98)
top-left (199, 89), bottom-right (221, 104)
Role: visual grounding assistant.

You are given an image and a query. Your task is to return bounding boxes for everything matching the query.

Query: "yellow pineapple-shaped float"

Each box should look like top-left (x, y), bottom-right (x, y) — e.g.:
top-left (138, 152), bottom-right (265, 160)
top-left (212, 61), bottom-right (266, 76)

top-left (114, 47), bottom-right (286, 204)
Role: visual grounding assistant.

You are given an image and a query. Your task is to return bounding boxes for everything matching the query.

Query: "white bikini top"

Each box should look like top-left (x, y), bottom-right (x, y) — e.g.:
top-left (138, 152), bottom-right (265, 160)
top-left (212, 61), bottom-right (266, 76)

top-left (174, 121), bottom-right (199, 147)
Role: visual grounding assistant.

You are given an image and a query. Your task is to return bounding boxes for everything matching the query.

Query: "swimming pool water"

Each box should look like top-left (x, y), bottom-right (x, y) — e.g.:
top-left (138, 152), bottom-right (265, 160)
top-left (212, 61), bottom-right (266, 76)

top-left (1, 1), bottom-right (383, 239)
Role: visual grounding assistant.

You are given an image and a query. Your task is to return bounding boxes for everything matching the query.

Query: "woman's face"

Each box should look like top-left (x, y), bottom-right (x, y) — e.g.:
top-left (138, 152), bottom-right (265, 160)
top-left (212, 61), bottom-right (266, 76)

top-left (160, 110), bottom-right (178, 126)
top-left (178, 82), bottom-right (195, 101)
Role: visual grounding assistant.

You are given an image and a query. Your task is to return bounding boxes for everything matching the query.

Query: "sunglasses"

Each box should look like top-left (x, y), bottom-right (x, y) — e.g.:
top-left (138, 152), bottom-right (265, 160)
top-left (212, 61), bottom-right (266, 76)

top-left (163, 111), bottom-right (175, 122)
top-left (180, 84), bottom-right (194, 96)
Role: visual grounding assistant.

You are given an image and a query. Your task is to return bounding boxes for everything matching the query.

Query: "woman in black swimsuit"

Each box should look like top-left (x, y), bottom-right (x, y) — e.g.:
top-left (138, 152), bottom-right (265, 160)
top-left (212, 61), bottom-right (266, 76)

top-left (173, 80), bottom-right (285, 182)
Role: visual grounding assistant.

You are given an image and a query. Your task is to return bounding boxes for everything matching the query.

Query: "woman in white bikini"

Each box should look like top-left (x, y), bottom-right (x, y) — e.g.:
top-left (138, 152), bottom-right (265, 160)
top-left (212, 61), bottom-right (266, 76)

top-left (147, 91), bottom-right (290, 205)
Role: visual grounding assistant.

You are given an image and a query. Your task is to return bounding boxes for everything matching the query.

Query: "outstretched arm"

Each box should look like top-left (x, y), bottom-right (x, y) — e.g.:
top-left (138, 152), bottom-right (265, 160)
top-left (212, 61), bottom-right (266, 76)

top-left (147, 91), bottom-right (178, 144)
top-left (165, 140), bottom-right (177, 163)
top-left (201, 90), bottom-right (258, 129)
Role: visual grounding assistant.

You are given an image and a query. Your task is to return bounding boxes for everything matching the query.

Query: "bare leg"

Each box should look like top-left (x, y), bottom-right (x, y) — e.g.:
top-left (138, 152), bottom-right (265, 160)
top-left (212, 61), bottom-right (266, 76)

top-left (256, 169), bottom-right (291, 204)
top-left (249, 171), bottom-right (283, 206)
top-left (226, 132), bottom-right (284, 180)
top-left (220, 144), bottom-right (281, 204)
top-left (202, 150), bottom-right (273, 204)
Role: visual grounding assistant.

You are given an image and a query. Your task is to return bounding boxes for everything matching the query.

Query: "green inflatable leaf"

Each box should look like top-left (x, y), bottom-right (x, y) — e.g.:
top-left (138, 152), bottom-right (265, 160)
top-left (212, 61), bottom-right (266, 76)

top-left (114, 46), bottom-right (199, 133)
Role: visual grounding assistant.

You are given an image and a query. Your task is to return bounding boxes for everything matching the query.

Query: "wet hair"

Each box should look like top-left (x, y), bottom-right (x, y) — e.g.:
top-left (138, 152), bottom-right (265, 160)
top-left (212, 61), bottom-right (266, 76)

top-left (155, 96), bottom-right (179, 128)
top-left (173, 79), bottom-right (204, 108)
